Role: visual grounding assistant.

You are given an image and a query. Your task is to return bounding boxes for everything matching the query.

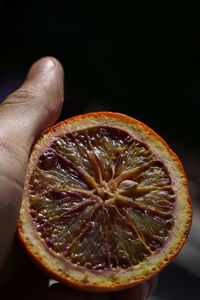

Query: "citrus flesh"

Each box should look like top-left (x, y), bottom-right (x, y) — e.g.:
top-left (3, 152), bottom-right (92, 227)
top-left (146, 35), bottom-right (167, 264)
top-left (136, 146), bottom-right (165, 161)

top-left (18, 112), bottom-right (192, 291)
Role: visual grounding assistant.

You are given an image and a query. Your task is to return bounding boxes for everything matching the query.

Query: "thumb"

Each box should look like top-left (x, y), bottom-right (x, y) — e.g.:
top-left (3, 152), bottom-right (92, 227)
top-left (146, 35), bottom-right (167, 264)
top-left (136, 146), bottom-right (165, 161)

top-left (0, 56), bottom-right (64, 153)
top-left (0, 57), bottom-right (64, 269)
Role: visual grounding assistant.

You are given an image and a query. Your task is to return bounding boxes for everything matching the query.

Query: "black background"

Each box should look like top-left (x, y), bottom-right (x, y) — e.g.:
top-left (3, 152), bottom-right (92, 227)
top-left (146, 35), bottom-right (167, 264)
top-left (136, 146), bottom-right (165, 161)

top-left (0, 2), bottom-right (199, 300)
top-left (0, 3), bottom-right (200, 149)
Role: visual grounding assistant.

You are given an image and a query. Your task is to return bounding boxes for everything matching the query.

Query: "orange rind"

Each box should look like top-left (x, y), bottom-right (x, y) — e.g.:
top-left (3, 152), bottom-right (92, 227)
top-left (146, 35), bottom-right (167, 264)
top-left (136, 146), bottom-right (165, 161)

top-left (18, 112), bottom-right (192, 292)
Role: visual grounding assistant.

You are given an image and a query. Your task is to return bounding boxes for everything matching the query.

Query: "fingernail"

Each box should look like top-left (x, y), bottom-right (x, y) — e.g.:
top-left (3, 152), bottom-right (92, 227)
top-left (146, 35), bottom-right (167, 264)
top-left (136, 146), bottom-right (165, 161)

top-left (26, 57), bottom-right (55, 80)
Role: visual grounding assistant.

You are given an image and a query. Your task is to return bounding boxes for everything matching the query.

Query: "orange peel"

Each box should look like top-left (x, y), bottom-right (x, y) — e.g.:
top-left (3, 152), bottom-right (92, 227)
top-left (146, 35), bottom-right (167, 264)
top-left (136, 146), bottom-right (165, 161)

top-left (18, 112), bottom-right (192, 292)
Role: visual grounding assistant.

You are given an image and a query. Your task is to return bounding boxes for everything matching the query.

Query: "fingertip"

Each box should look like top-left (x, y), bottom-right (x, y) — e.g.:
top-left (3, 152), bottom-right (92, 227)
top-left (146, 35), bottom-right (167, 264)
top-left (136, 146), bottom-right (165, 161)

top-left (24, 56), bottom-right (65, 129)
top-left (146, 275), bottom-right (159, 298)
top-left (0, 55), bottom-right (65, 154)
top-left (47, 283), bottom-right (87, 300)
top-left (26, 56), bottom-right (64, 81)
top-left (113, 275), bottom-right (158, 300)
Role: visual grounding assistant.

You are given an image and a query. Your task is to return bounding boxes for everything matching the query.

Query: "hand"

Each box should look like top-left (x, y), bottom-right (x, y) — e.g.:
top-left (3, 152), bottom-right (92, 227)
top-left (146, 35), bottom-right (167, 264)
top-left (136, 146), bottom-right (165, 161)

top-left (0, 57), bottom-right (158, 299)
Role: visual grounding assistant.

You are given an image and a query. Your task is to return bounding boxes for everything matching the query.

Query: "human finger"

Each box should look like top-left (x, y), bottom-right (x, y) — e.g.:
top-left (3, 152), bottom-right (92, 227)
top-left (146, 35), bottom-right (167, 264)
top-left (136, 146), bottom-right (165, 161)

top-left (0, 57), bottom-right (64, 270)
top-left (113, 275), bottom-right (158, 300)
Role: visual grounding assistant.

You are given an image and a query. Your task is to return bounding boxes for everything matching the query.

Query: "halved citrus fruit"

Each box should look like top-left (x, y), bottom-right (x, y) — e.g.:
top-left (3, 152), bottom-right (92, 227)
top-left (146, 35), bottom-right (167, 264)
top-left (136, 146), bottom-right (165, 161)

top-left (18, 112), bottom-right (192, 292)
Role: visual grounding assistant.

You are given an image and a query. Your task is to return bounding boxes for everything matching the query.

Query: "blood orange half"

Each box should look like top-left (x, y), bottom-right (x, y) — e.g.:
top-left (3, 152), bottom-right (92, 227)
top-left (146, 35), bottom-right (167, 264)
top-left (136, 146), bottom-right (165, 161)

top-left (18, 112), bottom-right (192, 292)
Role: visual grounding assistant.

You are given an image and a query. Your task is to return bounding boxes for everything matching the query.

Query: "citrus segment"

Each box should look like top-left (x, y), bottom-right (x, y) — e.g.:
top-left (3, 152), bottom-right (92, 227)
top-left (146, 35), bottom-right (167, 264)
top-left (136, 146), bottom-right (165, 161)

top-left (18, 112), bottom-right (192, 291)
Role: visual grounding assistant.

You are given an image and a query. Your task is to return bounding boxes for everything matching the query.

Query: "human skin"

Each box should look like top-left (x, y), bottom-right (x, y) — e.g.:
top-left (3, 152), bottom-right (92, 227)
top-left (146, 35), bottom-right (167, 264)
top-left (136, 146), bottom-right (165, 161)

top-left (0, 57), bottom-right (157, 299)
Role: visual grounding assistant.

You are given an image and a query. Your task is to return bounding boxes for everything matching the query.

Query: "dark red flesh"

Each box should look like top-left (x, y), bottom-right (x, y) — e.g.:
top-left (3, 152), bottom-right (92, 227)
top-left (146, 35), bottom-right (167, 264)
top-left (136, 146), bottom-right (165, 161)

top-left (29, 126), bottom-right (175, 271)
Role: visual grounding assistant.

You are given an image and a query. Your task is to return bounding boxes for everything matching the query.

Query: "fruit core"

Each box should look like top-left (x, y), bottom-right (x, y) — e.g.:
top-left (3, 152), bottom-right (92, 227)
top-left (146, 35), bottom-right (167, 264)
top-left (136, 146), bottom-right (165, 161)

top-left (29, 126), bottom-right (175, 271)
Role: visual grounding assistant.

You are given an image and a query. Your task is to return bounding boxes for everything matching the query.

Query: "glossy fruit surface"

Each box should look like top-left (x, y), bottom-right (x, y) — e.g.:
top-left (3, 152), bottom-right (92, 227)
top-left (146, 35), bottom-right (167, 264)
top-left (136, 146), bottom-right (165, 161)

top-left (18, 112), bottom-right (192, 291)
